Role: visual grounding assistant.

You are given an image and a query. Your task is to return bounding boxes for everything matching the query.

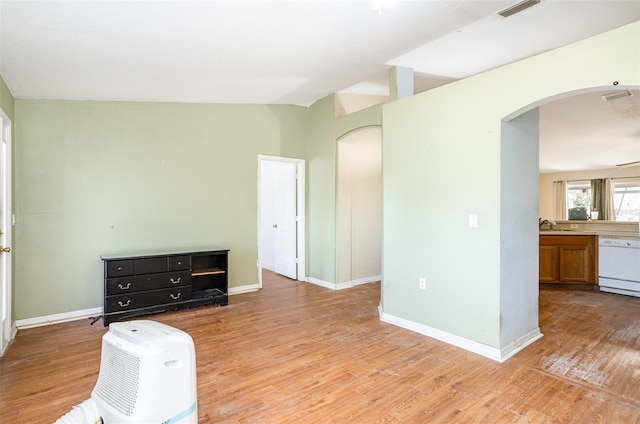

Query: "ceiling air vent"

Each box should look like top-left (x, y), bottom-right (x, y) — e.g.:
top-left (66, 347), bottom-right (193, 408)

top-left (498, 0), bottom-right (541, 18)
top-left (601, 90), bottom-right (633, 102)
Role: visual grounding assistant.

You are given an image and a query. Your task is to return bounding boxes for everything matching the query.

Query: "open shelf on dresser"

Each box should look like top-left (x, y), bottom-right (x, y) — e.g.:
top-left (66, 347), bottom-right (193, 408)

top-left (191, 268), bottom-right (226, 276)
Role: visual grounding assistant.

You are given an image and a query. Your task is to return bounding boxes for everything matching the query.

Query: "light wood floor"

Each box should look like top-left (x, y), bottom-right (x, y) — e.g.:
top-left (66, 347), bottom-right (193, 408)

top-left (1, 271), bottom-right (639, 423)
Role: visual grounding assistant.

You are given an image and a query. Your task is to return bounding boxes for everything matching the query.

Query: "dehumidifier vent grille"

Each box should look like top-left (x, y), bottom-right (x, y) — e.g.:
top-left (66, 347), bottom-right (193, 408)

top-left (93, 341), bottom-right (141, 417)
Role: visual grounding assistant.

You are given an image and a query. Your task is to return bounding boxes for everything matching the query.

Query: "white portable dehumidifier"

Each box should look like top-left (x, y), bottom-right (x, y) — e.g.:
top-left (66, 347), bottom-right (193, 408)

top-left (55, 320), bottom-right (198, 424)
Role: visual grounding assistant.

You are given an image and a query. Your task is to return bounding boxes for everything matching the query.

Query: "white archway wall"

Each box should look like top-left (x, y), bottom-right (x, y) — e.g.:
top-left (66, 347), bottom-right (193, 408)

top-left (500, 108), bottom-right (541, 348)
top-left (381, 21), bottom-right (639, 357)
top-left (337, 127), bottom-right (382, 285)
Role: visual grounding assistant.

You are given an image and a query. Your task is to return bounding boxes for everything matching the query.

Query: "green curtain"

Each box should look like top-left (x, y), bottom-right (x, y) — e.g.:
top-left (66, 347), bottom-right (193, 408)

top-left (591, 179), bottom-right (605, 219)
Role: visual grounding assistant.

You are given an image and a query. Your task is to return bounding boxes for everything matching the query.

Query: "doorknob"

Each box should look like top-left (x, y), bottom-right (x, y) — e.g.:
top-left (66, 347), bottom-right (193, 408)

top-left (0, 247), bottom-right (10, 253)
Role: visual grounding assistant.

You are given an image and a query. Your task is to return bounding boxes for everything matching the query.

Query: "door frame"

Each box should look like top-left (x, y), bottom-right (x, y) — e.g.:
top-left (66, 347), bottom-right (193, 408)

top-left (0, 108), bottom-right (13, 356)
top-left (257, 155), bottom-right (306, 288)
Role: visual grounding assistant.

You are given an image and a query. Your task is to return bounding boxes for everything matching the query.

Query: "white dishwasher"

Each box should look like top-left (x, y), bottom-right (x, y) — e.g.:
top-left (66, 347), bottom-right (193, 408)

top-left (599, 235), bottom-right (640, 297)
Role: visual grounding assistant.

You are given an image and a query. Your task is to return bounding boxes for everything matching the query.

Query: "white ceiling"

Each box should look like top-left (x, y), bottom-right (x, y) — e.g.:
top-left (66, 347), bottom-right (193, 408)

top-left (1, 0), bottom-right (639, 171)
top-left (540, 90), bottom-right (640, 173)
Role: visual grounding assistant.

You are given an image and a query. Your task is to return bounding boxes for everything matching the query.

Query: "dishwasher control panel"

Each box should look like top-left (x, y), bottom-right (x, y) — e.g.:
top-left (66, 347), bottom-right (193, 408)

top-left (599, 236), bottom-right (640, 248)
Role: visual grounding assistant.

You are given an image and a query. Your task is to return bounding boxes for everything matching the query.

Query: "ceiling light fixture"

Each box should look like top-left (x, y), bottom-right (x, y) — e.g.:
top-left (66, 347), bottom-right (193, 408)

top-left (498, 0), bottom-right (541, 18)
top-left (601, 90), bottom-right (633, 102)
top-left (616, 160), bottom-right (640, 167)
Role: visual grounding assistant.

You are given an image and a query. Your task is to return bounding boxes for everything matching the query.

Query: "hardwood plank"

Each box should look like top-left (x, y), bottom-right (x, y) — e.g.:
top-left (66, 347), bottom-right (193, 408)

top-left (1, 270), bottom-right (639, 423)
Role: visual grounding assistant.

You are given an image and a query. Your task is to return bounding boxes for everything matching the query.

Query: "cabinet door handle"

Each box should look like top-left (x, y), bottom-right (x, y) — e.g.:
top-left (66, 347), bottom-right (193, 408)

top-left (118, 283), bottom-right (131, 290)
top-left (118, 300), bottom-right (131, 307)
top-left (170, 293), bottom-right (182, 300)
top-left (170, 277), bottom-right (181, 284)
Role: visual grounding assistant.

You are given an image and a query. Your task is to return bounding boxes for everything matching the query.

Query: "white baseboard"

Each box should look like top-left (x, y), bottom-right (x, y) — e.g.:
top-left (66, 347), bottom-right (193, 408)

top-left (15, 307), bottom-right (103, 330)
top-left (14, 286), bottom-right (258, 330)
top-left (380, 311), bottom-right (543, 362)
top-left (0, 324), bottom-right (17, 357)
top-left (306, 277), bottom-right (337, 290)
top-left (499, 328), bottom-right (544, 362)
top-left (307, 275), bottom-right (381, 291)
top-left (229, 284), bottom-right (259, 295)
top-left (350, 275), bottom-right (381, 286)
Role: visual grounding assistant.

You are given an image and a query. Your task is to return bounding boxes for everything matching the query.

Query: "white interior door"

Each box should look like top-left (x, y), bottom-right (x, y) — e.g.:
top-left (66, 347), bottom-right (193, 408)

top-left (0, 110), bottom-right (13, 356)
top-left (259, 161), bottom-right (277, 271)
top-left (258, 156), bottom-right (305, 286)
top-left (274, 162), bottom-right (297, 279)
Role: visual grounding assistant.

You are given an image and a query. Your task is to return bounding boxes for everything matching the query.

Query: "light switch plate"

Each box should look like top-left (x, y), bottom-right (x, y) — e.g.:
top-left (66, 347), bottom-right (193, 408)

top-left (469, 214), bottom-right (478, 228)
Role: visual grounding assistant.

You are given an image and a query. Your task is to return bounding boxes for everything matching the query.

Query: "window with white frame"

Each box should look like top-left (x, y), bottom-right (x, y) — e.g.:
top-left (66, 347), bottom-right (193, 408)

top-left (566, 181), bottom-right (590, 218)
top-left (564, 178), bottom-right (640, 221)
top-left (613, 179), bottom-right (640, 221)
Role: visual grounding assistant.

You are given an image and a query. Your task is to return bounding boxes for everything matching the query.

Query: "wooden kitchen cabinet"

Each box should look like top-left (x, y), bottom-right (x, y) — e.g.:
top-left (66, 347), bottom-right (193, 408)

top-left (539, 234), bottom-right (598, 284)
top-left (539, 245), bottom-right (558, 282)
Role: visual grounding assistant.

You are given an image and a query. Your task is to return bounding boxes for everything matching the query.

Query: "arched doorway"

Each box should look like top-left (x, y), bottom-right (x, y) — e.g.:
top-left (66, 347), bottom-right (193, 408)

top-left (501, 85), bottom-right (639, 301)
top-left (336, 127), bottom-right (382, 288)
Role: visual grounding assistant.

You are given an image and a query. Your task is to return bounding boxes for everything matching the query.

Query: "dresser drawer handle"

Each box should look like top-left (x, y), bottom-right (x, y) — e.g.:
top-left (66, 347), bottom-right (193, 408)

top-left (117, 266), bottom-right (123, 271)
top-left (118, 283), bottom-right (131, 290)
top-left (170, 293), bottom-right (182, 300)
top-left (170, 277), bottom-right (181, 284)
top-left (118, 300), bottom-right (131, 307)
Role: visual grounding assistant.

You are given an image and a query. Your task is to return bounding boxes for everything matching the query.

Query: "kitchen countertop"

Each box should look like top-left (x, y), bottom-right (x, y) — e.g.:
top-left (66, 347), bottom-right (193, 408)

top-left (539, 230), bottom-right (596, 236)
top-left (539, 230), bottom-right (639, 239)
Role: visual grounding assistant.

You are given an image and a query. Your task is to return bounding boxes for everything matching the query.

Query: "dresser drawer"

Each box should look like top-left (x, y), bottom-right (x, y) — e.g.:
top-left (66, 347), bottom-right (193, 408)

top-left (106, 271), bottom-right (191, 295)
top-left (168, 255), bottom-right (191, 271)
top-left (106, 260), bottom-right (134, 277)
top-left (105, 286), bottom-right (192, 313)
top-left (134, 257), bottom-right (167, 274)
top-left (146, 270), bottom-right (191, 288)
top-left (105, 276), bottom-right (142, 295)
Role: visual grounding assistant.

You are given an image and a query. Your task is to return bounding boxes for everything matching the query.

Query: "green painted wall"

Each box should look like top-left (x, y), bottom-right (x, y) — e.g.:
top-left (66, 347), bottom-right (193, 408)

top-left (0, 76), bottom-right (14, 121)
top-left (382, 21), bottom-right (640, 349)
top-left (14, 100), bottom-right (307, 320)
top-left (306, 95), bottom-right (337, 284)
top-left (14, 90), bottom-right (379, 320)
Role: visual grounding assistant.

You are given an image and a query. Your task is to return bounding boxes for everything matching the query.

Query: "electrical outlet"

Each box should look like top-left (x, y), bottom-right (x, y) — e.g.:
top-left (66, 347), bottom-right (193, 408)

top-left (419, 277), bottom-right (426, 290)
